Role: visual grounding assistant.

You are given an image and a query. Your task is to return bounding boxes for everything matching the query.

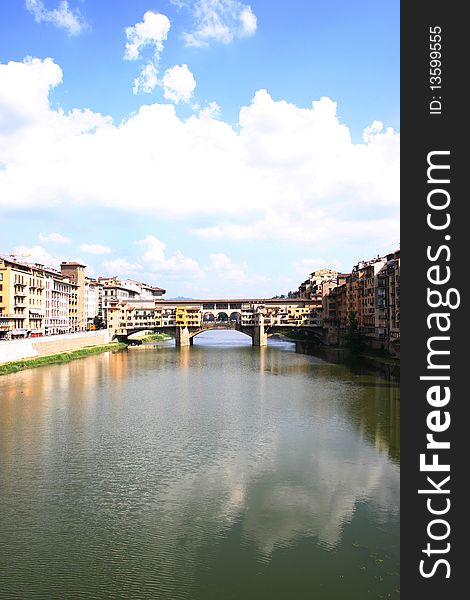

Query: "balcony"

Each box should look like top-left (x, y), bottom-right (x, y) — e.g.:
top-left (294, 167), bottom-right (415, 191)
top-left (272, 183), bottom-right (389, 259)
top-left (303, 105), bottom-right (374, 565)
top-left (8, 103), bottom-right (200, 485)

top-left (29, 312), bottom-right (44, 319)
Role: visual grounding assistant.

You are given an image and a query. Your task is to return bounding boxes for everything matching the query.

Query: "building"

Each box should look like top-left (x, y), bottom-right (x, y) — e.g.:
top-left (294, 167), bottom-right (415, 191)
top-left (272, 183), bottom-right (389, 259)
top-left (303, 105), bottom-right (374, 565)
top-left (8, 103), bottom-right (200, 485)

top-left (102, 285), bottom-right (138, 322)
top-left (106, 298), bottom-right (320, 338)
top-left (377, 249), bottom-right (400, 350)
top-left (322, 283), bottom-right (348, 343)
top-left (119, 279), bottom-right (166, 300)
top-left (296, 268), bottom-right (341, 300)
top-left (85, 278), bottom-right (101, 328)
top-left (43, 267), bottom-right (73, 335)
top-left (98, 276), bottom-right (166, 323)
top-left (1, 254), bottom-right (167, 338)
top-left (319, 251), bottom-right (400, 353)
top-left (0, 256), bottom-right (46, 338)
top-left (60, 262), bottom-right (87, 331)
top-left (175, 306), bottom-right (201, 328)
top-left (356, 257), bottom-right (387, 339)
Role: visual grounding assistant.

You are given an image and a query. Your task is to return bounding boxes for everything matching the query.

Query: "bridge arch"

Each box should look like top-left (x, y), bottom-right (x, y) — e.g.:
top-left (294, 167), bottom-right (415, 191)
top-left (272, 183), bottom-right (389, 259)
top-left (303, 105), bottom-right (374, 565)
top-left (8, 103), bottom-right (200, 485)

top-left (229, 311), bottom-right (241, 323)
top-left (189, 325), bottom-right (253, 341)
top-left (216, 312), bottom-right (229, 323)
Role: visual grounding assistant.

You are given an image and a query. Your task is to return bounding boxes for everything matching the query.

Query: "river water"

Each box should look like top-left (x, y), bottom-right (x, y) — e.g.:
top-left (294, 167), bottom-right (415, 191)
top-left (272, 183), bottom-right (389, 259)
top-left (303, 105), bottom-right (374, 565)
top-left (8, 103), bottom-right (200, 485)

top-left (0, 331), bottom-right (400, 599)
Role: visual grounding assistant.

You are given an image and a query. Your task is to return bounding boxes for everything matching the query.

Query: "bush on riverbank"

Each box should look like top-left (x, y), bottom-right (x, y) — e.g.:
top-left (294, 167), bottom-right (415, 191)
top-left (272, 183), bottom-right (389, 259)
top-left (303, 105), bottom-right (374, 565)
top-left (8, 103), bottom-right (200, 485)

top-left (0, 343), bottom-right (127, 376)
top-left (140, 333), bottom-right (172, 342)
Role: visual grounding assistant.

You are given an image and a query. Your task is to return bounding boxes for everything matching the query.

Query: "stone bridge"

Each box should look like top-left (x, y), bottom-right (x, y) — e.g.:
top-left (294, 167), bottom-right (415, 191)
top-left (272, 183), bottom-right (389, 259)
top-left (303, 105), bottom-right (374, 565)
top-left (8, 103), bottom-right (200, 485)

top-left (108, 298), bottom-right (324, 347)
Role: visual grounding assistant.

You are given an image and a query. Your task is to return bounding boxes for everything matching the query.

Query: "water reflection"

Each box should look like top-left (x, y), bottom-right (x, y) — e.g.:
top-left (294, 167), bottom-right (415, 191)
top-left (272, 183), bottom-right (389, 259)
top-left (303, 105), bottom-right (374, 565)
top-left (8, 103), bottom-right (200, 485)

top-left (0, 332), bottom-right (399, 599)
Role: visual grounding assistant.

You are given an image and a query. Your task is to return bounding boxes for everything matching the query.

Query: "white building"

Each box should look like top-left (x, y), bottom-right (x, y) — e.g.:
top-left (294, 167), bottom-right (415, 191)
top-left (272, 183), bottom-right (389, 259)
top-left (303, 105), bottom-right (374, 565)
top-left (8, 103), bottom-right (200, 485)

top-left (85, 278), bottom-right (100, 327)
top-left (43, 267), bottom-right (72, 335)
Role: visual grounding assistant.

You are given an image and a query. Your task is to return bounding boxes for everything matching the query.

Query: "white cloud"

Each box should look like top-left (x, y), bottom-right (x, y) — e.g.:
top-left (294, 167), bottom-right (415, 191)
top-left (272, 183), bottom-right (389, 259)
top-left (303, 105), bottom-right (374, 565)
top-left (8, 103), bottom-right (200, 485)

top-left (239, 6), bottom-right (257, 35)
top-left (13, 244), bottom-right (56, 266)
top-left (209, 253), bottom-right (269, 287)
top-left (209, 252), bottom-right (246, 282)
top-left (0, 58), bottom-right (399, 255)
top-left (363, 119), bottom-right (384, 143)
top-left (80, 243), bottom-right (111, 254)
top-left (162, 64), bottom-right (196, 103)
top-left (124, 11), bottom-right (170, 61)
top-left (182, 0), bottom-right (257, 47)
top-left (136, 235), bottom-right (203, 278)
top-left (101, 258), bottom-right (143, 276)
top-left (124, 11), bottom-right (171, 95)
top-left (0, 57), bottom-right (62, 132)
top-left (293, 258), bottom-right (330, 275)
top-left (198, 101), bottom-right (221, 118)
top-left (12, 245), bottom-right (90, 273)
top-left (133, 62), bottom-right (158, 94)
top-left (38, 231), bottom-right (71, 244)
top-left (25, 0), bottom-right (87, 36)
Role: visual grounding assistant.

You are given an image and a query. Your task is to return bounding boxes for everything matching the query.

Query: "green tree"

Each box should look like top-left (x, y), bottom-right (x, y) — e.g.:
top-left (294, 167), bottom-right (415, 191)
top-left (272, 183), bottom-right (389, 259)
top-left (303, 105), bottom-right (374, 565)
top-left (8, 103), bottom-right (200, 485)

top-left (345, 311), bottom-right (363, 352)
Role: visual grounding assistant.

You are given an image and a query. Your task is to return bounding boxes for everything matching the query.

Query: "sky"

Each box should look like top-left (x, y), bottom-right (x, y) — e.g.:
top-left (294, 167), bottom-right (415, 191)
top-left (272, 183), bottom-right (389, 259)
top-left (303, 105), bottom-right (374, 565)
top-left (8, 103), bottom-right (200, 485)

top-left (0, 0), bottom-right (399, 298)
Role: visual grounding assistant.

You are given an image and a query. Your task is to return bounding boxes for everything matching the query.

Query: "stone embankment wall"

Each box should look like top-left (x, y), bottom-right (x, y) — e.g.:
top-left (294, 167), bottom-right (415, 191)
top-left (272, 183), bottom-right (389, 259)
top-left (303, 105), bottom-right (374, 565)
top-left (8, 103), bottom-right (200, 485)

top-left (0, 330), bottom-right (110, 364)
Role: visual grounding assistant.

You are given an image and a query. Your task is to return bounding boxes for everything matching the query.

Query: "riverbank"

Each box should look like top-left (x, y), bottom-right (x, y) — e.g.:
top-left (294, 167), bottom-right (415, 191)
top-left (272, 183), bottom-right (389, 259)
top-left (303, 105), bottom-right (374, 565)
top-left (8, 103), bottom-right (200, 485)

top-left (0, 343), bottom-right (127, 376)
top-left (280, 331), bottom-right (400, 363)
top-left (0, 330), bottom-right (111, 364)
top-left (290, 340), bottom-right (400, 381)
top-left (140, 333), bottom-right (171, 342)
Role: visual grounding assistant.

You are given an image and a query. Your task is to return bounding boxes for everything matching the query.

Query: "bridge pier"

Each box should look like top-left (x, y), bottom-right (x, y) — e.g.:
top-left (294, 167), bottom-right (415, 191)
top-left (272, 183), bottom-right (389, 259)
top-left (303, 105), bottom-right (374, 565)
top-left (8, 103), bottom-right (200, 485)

top-left (175, 326), bottom-right (191, 347)
top-left (252, 321), bottom-right (267, 347)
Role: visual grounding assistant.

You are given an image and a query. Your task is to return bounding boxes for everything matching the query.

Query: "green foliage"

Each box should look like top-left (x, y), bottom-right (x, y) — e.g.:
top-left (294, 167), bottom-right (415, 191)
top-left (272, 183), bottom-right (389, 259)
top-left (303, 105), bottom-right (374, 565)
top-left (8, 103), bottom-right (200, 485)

top-left (345, 311), bottom-right (364, 352)
top-left (140, 333), bottom-right (171, 342)
top-left (0, 343), bottom-right (127, 376)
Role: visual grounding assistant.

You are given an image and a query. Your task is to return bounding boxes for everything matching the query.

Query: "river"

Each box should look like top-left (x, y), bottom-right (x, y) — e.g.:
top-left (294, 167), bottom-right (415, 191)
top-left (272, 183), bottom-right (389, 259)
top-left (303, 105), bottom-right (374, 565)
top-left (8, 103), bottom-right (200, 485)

top-left (0, 331), bottom-right (400, 599)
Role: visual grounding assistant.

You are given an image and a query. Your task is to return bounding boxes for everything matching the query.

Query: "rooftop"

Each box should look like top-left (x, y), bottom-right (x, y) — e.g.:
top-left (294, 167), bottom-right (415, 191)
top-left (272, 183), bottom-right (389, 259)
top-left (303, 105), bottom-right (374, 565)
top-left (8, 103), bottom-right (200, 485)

top-left (61, 261), bottom-right (87, 268)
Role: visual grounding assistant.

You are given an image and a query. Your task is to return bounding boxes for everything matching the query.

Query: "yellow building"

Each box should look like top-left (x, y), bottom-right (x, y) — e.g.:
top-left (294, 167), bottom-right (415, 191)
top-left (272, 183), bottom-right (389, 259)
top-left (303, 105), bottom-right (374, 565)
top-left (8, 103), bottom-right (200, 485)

top-left (175, 306), bottom-right (201, 327)
top-left (60, 261), bottom-right (86, 331)
top-left (67, 281), bottom-right (79, 332)
top-left (287, 305), bottom-right (315, 326)
top-left (0, 256), bottom-right (46, 338)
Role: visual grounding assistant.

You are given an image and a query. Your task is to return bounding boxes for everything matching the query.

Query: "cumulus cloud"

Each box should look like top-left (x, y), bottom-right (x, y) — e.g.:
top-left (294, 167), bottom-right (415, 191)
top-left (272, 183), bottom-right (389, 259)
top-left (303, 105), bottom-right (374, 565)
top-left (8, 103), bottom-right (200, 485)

top-left (0, 57), bottom-right (62, 132)
top-left (363, 119), bottom-right (385, 143)
top-left (101, 258), bottom-right (143, 277)
top-left (12, 245), bottom-right (89, 273)
top-left (80, 243), bottom-right (111, 254)
top-left (198, 101), bottom-right (221, 118)
top-left (0, 58), bottom-right (399, 254)
top-left (293, 258), bottom-right (331, 275)
top-left (38, 231), bottom-right (71, 244)
top-left (11, 244), bottom-right (80, 270)
top-left (124, 11), bottom-right (171, 95)
top-left (25, 0), bottom-right (87, 35)
top-left (181, 0), bottom-right (257, 47)
top-left (162, 64), bottom-right (196, 103)
top-left (136, 235), bottom-right (203, 278)
top-left (209, 252), bottom-right (246, 281)
top-left (133, 62), bottom-right (158, 94)
top-left (209, 253), bottom-right (269, 287)
top-left (13, 244), bottom-right (56, 266)
top-left (124, 11), bottom-right (170, 61)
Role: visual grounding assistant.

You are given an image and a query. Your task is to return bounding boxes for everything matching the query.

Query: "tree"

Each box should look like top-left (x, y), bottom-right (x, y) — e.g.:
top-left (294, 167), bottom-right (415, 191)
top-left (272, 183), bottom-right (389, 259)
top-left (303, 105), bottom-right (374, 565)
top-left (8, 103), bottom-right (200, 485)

top-left (93, 315), bottom-right (105, 329)
top-left (345, 311), bottom-right (363, 352)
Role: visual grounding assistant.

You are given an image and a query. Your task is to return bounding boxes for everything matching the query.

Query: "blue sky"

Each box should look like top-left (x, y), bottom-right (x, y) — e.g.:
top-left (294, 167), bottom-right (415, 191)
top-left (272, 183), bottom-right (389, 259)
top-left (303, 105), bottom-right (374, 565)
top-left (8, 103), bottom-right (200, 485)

top-left (0, 0), bottom-right (399, 297)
